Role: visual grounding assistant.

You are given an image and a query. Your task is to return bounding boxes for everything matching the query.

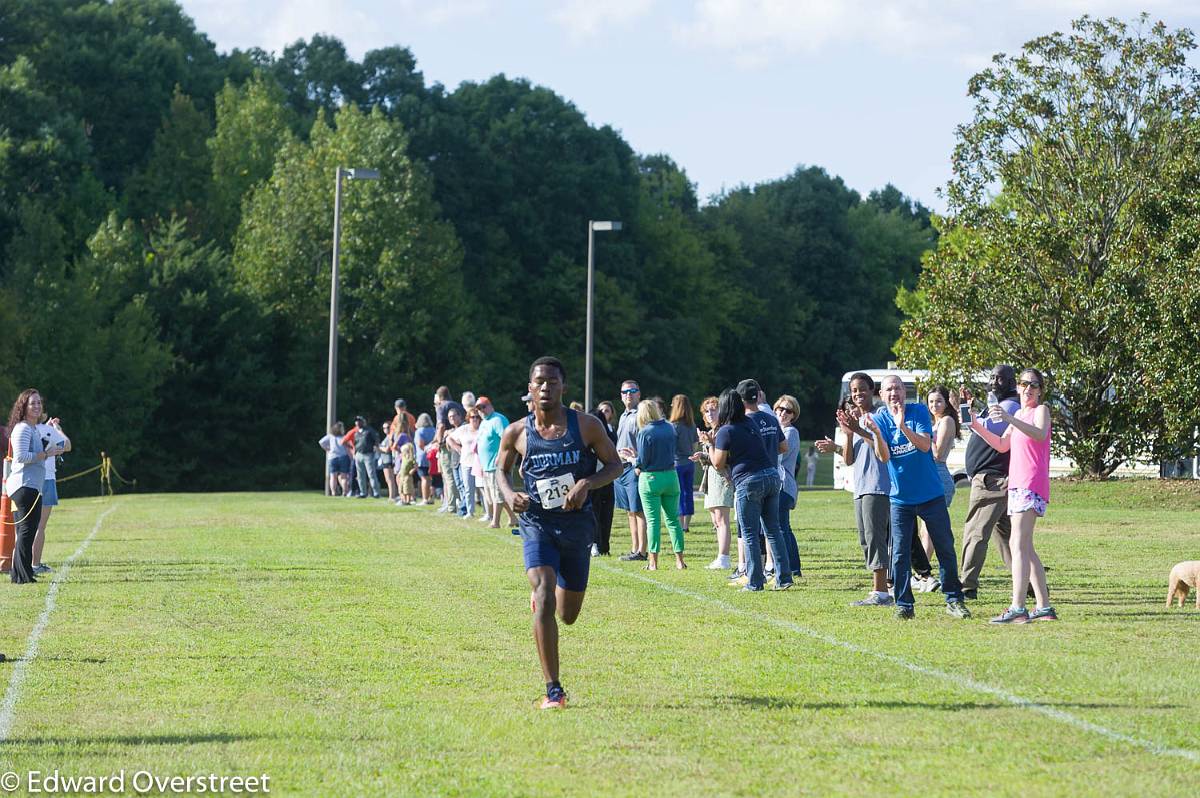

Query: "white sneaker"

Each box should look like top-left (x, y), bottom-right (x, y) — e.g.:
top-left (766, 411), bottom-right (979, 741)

top-left (591, 544), bottom-right (601, 558)
top-left (706, 555), bottom-right (731, 570)
top-left (915, 575), bottom-right (940, 593)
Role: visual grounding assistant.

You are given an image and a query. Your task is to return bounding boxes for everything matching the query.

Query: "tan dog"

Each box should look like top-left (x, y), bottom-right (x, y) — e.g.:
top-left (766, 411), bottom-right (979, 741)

top-left (1166, 561), bottom-right (1200, 609)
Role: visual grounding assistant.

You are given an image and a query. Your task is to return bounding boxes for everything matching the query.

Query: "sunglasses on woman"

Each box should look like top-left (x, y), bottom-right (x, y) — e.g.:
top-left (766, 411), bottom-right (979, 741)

top-left (774, 407), bottom-right (793, 415)
top-left (1019, 380), bottom-right (1041, 389)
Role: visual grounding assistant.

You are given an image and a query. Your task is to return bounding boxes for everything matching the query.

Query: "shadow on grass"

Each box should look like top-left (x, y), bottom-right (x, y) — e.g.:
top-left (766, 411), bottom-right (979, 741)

top-left (721, 696), bottom-right (1177, 711)
top-left (6, 731), bottom-right (274, 747)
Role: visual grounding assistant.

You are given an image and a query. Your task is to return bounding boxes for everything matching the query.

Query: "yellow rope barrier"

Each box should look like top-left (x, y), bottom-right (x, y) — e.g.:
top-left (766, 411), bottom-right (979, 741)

top-left (55, 462), bottom-right (102, 483)
top-left (1, 453), bottom-right (131, 520)
top-left (1, 492), bottom-right (41, 527)
top-left (107, 459), bottom-right (136, 486)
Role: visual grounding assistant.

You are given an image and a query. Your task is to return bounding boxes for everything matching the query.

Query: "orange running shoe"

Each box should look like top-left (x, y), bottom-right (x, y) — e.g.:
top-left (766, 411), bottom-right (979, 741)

top-left (540, 686), bottom-right (567, 709)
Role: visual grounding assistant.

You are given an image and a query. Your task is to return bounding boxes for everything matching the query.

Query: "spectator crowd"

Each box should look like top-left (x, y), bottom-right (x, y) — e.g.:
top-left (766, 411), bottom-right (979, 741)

top-left (317, 363), bottom-right (1056, 624)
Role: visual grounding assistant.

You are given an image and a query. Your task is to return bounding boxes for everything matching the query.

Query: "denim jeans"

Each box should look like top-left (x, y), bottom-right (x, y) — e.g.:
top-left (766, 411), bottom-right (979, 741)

top-left (460, 465), bottom-right (477, 516)
top-left (450, 462), bottom-right (468, 513)
top-left (354, 452), bottom-right (380, 497)
top-left (890, 496), bottom-right (964, 609)
top-left (758, 490), bottom-right (800, 574)
top-left (777, 489), bottom-right (801, 575)
top-left (735, 469), bottom-right (791, 590)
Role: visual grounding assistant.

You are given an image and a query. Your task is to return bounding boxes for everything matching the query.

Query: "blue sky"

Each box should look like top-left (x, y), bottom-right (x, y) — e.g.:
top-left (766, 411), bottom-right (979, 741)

top-left (179, 1), bottom-right (1200, 211)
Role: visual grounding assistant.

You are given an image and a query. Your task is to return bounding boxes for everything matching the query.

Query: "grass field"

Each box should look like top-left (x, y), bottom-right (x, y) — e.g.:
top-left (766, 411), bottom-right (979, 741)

top-left (2, 481), bottom-right (1199, 797)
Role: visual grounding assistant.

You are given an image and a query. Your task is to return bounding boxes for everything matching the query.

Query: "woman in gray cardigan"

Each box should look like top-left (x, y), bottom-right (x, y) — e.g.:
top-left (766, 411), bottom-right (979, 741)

top-left (5, 389), bottom-right (64, 583)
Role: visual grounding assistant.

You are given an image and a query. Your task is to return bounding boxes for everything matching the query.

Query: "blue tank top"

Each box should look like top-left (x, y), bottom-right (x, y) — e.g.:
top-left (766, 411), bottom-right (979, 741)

top-left (522, 408), bottom-right (597, 514)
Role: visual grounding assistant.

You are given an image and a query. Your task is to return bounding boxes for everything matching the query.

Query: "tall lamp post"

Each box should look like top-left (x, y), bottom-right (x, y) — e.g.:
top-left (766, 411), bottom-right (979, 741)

top-left (584, 220), bottom-right (622, 412)
top-left (325, 166), bottom-right (380, 493)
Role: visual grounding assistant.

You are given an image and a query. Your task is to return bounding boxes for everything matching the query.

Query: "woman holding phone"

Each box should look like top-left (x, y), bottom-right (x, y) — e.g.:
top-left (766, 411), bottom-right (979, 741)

top-left (5, 389), bottom-right (64, 584)
top-left (33, 408), bottom-right (71, 574)
top-left (968, 369), bottom-right (1056, 623)
top-left (692, 396), bottom-right (735, 572)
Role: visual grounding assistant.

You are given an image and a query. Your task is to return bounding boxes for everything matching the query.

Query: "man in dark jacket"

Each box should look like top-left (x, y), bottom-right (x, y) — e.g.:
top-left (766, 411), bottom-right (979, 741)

top-left (958, 365), bottom-right (1020, 599)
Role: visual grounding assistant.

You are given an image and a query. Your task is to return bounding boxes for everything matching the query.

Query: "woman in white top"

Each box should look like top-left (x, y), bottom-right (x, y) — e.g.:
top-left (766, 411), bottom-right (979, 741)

top-left (33, 408), bottom-right (72, 574)
top-left (318, 422), bottom-right (351, 496)
top-left (5, 389), bottom-right (64, 584)
top-left (450, 409), bottom-right (482, 518)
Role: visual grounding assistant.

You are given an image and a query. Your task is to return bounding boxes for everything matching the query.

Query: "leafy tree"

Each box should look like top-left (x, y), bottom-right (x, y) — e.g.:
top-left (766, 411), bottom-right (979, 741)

top-left (0, 55), bottom-right (109, 260)
top-left (703, 168), bottom-right (933, 434)
top-left (207, 75), bottom-right (296, 247)
top-left (5, 206), bottom-right (171, 489)
top-left (896, 15), bottom-right (1200, 477)
top-left (123, 86), bottom-right (213, 233)
top-left (270, 35), bottom-right (365, 124)
top-left (423, 75), bottom-right (639, 393)
top-left (234, 105), bottom-right (466, 427)
top-left (362, 46), bottom-right (427, 114)
top-left (620, 154), bottom-right (729, 399)
top-left (30, 0), bottom-right (224, 188)
top-left (89, 216), bottom-right (300, 489)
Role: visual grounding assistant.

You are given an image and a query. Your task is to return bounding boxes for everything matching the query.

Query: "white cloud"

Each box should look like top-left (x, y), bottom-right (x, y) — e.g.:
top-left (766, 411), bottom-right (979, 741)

top-left (669, 0), bottom-right (1198, 70)
top-left (182, 0), bottom-right (493, 57)
top-left (672, 0), bottom-right (971, 68)
top-left (550, 0), bottom-right (657, 40)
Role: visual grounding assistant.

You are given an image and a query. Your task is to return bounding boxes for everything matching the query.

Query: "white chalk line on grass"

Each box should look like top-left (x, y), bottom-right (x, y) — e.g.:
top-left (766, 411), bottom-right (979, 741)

top-left (589, 562), bottom-right (1200, 763)
top-left (0, 501), bottom-right (119, 743)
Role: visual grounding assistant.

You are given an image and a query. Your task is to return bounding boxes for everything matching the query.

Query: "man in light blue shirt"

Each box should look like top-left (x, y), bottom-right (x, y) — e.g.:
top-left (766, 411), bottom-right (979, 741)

top-left (477, 396), bottom-right (515, 529)
top-left (615, 380), bottom-right (647, 561)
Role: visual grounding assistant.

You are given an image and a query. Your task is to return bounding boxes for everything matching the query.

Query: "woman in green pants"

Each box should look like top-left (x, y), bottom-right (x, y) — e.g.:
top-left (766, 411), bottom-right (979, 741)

top-left (621, 399), bottom-right (687, 570)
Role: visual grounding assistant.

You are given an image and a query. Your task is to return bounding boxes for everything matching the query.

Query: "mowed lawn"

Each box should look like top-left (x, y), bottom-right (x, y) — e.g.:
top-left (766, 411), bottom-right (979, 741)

top-left (2, 481), bottom-right (1199, 797)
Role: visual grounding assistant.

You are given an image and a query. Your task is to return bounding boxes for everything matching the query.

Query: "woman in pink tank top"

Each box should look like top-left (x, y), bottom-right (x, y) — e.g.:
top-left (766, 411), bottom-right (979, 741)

top-left (968, 368), bottom-right (1056, 624)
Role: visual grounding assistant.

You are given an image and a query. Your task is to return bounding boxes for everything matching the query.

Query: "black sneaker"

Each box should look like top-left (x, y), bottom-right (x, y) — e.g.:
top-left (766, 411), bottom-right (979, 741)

top-left (963, 588), bottom-right (977, 600)
top-left (619, 551), bottom-right (639, 561)
top-left (727, 567), bottom-right (746, 580)
top-left (634, 552), bottom-right (648, 561)
top-left (895, 606), bottom-right (915, 620)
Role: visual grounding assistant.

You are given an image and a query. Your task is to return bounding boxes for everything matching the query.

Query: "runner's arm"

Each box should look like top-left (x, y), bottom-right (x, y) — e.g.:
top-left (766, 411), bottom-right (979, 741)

top-left (576, 412), bottom-right (622, 492)
top-left (496, 421), bottom-right (530, 512)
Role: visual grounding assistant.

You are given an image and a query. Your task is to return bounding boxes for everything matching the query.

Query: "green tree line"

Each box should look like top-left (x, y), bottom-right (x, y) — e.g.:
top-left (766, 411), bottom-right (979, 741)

top-left (0, 0), bottom-right (933, 493)
top-left (895, 15), bottom-right (1200, 477)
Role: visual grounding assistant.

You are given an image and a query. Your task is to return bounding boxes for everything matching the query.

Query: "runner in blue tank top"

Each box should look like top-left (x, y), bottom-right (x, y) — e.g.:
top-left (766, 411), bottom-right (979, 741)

top-left (497, 356), bottom-right (622, 710)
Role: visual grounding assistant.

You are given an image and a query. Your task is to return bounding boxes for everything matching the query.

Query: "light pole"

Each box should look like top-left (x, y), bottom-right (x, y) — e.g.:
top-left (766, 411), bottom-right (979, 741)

top-left (325, 166), bottom-right (380, 493)
top-left (584, 220), bottom-right (622, 412)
